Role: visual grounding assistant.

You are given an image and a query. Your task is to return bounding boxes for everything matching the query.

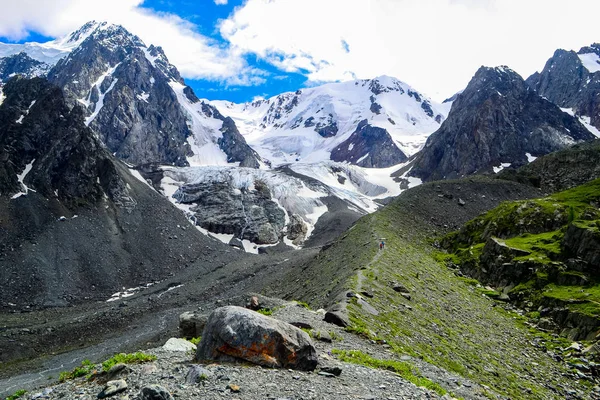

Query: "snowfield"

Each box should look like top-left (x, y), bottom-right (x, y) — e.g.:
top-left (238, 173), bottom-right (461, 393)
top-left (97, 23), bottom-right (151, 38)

top-left (210, 76), bottom-right (449, 166)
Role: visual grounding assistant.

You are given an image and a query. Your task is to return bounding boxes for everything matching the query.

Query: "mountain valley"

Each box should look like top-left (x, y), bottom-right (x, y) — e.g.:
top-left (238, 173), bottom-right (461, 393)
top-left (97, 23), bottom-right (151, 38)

top-left (1, 19), bottom-right (600, 400)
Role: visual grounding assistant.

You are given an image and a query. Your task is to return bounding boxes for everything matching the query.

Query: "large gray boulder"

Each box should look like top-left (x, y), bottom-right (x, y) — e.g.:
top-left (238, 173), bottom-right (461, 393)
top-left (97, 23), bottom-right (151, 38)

top-left (196, 306), bottom-right (318, 371)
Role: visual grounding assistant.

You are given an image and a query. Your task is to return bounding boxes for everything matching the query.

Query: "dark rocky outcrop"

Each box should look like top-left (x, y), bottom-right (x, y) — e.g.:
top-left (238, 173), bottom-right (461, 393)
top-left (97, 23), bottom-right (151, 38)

top-left (0, 52), bottom-right (50, 82)
top-left (196, 306), bottom-right (318, 370)
top-left (0, 77), bottom-right (240, 308)
top-left (410, 66), bottom-right (594, 182)
top-left (174, 179), bottom-right (285, 244)
top-left (497, 139), bottom-right (600, 193)
top-left (330, 119), bottom-right (407, 168)
top-left (527, 44), bottom-right (600, 130)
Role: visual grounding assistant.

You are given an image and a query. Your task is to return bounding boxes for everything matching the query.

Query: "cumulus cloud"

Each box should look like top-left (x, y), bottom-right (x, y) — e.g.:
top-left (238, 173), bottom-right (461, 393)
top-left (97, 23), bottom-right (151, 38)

top-left (0, 0), bottom-right (261, 85)
top-left (214, 0), bottom-right (228, 5)
top-left (220, 0), bottom-right (600, 99)
top-left (2, 0), bottom-right (600, 98)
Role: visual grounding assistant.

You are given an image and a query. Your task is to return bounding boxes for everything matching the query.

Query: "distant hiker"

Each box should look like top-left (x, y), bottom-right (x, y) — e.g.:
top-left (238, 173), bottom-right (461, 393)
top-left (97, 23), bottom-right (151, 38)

top-left (380, 240), bottom-right (385, 250)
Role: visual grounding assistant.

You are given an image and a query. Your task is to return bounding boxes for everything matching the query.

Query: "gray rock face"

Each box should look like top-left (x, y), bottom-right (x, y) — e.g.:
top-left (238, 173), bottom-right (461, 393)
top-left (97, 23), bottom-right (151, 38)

top-left (174, 179), bottom-right (285, 244)
top-left (497, 139), bottom-right (600, 193)
top-left (179, 311), bottom-right (209, 339)
top-left (330, 119), bottom-right (408, 168)
top-left (0, 77), bottom-right (129, 205)
top-left (196, 306), bottom-right (318, 371)
top-left (410, 66), bottom-right (594, 182)
top-left (47, 23), bottom-right (192, 166)
top-left (0, 52), bottom-right (50, 83)
top-left (287, 214), bottom-right (308, 245)
top-left (0, 77), bottom-right (242, 309)
top-left (527, 44), bottom-right (600, 130)
top-left (46, 22), bottom-right (259, 168)
top-left (201, 103), bottom-right (261, 168)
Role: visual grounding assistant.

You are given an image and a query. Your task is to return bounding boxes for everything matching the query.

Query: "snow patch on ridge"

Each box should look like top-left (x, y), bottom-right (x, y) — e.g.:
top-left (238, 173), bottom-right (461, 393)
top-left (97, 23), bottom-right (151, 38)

top-left (84, 63), bottom-right (120, 126)
top-left (578, 53), bottom-right (600, 73)
top-left (493, 162), bottom-right (511, 173)
top-left (169, 81), bottom-right (232, 167)
top-left (11, 159), bottom-right (36, 199)
top-left (560, 108), bottom-right (600, 138)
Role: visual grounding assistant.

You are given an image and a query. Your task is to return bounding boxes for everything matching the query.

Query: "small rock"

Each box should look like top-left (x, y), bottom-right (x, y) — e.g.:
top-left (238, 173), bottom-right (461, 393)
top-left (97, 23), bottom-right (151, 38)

top-left (400, 293), bottom-right (411, 301)
top-left (97, 379), bottom-right (127, 399)
top-left (227, 383), bottom-right (241, 393)
top-left (141, 364), bottom-right (158, 374)
top-left (290, 321), bottom-right (313, 330)
top-left (324, 304), bottom-right (349, 328)
top-left (163, 338), bottom-right (196, 352)
top-left (392, 283), bottom-right (409, 293)
top-left (316, 331), bottom-right (332, 343)
top-left (185, 365), bottom-right (213, 384)
top-left (105, 363), bottom-right (130, 381)
top-left (317, 371), bottom-right (336, 377)
top-left (458, 198), bottom-right (466, 206)
top-left (140, 385), bottom-right (173, 400)
top-left (360, 290), bottom-right (374, 298)
top-left (320, 366), bottom-right (342, 376)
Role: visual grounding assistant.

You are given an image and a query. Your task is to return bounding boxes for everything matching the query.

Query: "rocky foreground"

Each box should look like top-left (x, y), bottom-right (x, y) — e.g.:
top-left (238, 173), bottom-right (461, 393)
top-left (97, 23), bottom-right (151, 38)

top-left (8, 296), bottom-right (490, 400)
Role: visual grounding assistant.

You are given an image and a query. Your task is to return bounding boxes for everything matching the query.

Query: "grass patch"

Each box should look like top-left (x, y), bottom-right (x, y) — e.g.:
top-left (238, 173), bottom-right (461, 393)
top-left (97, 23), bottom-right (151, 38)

top-left (332, 349), bottom-right (446, 396)
top-left (188, 337), bottom-right (201, 345)
top-left (6, 390), bottom-right (27, 400)
top-left (101, 352), bottom-right (156, 372)
top-left (58, 359), bottom-right (95, 382)
top-left (256, 308), bottom-right (273, 316)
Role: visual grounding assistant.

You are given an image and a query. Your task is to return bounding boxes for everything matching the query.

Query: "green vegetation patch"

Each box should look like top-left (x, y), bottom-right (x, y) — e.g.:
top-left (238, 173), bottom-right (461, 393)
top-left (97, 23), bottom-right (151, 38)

top-left (332, 349), bottom-right (446, 396)
top-left (101, 352), bottom-right (156, 372)
top-left (256, 308), bottom-right (273, 316)
top-left (58, 359), bottom-right (95, 382)
top-left (188, 336), bottom-right (202, 345)
top-left (6, 389), bottom-right (27, 400)
top-left (543, 284), bottom-right (600, 317)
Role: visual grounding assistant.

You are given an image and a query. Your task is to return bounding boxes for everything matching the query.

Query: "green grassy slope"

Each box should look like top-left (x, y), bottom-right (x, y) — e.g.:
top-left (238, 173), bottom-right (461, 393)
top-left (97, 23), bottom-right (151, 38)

top-left (275, 179), bottom-right (590, 398)
top-left (440, 179), bottom-right (600, 341)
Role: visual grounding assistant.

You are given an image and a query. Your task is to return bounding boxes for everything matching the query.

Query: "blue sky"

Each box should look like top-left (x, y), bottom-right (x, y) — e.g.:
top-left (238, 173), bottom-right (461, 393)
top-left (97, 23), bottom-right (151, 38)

top-left (0, 0), bottom-right (310, 103)
top-left (137, 0), bottom-right (311, 102)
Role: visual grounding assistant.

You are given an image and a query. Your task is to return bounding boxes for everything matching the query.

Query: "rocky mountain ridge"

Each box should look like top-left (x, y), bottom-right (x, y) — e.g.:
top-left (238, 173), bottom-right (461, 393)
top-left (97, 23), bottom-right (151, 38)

top-left (211, 75), bottom-right (448, 167)
top-left (408, 66), bottom-right (594, 182)
top-left (527, 43), bottom-right (600, 132)
top-left (0, 76), bottom-right (243, 309)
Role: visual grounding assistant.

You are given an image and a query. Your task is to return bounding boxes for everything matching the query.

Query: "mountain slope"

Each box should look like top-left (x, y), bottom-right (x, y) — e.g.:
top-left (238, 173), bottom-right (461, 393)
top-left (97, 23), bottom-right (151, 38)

top-left (0, 77), bottom-right (241, 309)
top-left (211, 76), bottom-right (447, 167)
top-left (409, 66), bottom-right (594, 182)
top-left (264, 177), bottom-right (589, 399)
top-left (43, 22), bottom-right (259, 168)
top-left (527, 43), bottom-right (600, 132)
top-left (0, 52), bottom-right (50, 83)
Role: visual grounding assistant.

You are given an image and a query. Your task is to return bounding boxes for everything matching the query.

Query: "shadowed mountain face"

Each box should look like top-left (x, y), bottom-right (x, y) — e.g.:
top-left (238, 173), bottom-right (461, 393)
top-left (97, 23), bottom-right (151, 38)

top-left (0, 77), bottom-right (240, 309)
top-left (409, 66), bottom-right (594, 182)
top-left (330, 119), bottom-right (408, 168)
top-left (527, 44), bottom-right (600, 130)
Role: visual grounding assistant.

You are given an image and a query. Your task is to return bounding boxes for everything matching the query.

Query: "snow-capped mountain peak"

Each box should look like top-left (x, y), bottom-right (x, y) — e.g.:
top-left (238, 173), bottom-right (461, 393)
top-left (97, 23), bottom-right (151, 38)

top-left (210, 76), bottom-right (448, 167)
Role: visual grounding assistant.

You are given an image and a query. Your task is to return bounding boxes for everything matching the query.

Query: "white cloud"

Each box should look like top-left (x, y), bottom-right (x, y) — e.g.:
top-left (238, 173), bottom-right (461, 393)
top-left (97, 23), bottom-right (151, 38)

top-left (214, 0), bottom-right (228, 5)
top-left (0, 0), bottom-right (261, 85)
top-left (220, 0), bottom-right (600, 100)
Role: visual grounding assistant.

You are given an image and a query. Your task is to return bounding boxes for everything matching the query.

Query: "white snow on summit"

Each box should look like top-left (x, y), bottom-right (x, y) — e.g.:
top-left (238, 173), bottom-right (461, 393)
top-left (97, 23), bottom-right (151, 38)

top-left (578, 52), bottom-right (600, 73)
top-left (210, 76), bottom-right (448, 166)
top-left (0, 21), bottom-right (103, 65)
